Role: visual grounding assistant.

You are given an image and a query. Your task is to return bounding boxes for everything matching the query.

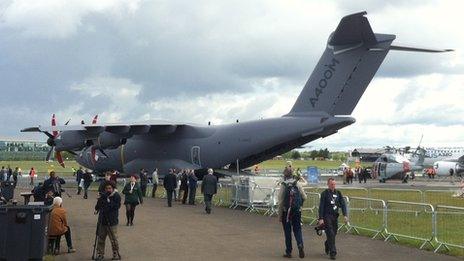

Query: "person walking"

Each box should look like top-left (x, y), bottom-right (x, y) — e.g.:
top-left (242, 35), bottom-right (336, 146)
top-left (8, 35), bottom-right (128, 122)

top-left (12, 167), bottom-right (19, 187)
top-left (318, 178), bottom-right (348, 260)
top-left (29, 167), bottom-right (36, 186)
top-left (151, 168), bottom-right (159, 198)
top-left (279, 167), bottom-right (307, 258)
top-left (163, 169), bottom-right (177, 207)
top-left (180, 170), bottom-right (189, 204)
top-left (139, 169), bottom-right (149, 197)
top-left (6, 166), bottom-right (12, 181)
top-left (76, 167), bottom-right (84, 195)
top-left (0, 166), bottom-right (6, 182)
top-left (94, 181), bottom-right (121, 260)
top-left (201, 168), bottom-right (218, 214)
top-left (49, 197), bottom-right (76, 254)
top-left (82, 169), bottom-right (93, 199)
top-left (188, 170), bottom-right (198, 205)
top-left (122, 175), bottom-right (143, 226)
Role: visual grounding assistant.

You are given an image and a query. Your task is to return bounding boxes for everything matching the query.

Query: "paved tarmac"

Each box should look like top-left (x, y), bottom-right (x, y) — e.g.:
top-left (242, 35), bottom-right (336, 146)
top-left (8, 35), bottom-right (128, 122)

top-left (36, 190), bottom-right (460, 261)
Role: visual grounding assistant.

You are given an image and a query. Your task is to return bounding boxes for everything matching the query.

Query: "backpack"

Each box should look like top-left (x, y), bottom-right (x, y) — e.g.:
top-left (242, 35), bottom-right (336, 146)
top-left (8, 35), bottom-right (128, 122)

top-left (283, 181), bottom-right (303, 214)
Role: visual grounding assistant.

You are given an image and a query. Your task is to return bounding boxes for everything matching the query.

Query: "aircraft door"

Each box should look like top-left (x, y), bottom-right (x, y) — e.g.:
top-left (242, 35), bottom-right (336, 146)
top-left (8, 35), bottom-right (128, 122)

top-left (191, 146), bottom-right (201, 167)
top-left (379, 163), bottom-right (387, 178)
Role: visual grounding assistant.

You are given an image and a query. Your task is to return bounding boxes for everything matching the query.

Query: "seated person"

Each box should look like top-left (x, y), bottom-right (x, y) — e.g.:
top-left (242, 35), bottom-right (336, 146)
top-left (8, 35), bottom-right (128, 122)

top-left (48, 197), bottom-right (76, 254)
top-left (32, 182), bottom-right (45, 202)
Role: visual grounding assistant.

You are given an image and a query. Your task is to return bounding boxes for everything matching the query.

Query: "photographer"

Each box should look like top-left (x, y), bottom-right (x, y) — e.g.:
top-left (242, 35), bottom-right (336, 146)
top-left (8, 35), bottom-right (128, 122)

top-left (43, 171), bottom-right (65, 197)
top-left (278, 167), bottom-right (307, 258)
top-left (94, 181), bottom-right (121, 260)
top-left (318, 178), bottom-right (348, 260)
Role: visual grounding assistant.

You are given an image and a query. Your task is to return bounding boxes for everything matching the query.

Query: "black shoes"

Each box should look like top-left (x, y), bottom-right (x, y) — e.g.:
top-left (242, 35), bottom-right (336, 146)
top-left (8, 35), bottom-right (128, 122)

top-left (283, 253), bottom-right (292, 258)
top-left (298, 245), bottom-right (305, 258)
top-left (330, 255), bottom-right (336, 260)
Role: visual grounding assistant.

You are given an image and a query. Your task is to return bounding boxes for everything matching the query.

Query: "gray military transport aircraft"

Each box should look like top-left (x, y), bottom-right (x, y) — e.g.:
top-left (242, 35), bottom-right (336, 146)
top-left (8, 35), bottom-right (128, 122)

top-left (21, 12), bottom-right (452, 178)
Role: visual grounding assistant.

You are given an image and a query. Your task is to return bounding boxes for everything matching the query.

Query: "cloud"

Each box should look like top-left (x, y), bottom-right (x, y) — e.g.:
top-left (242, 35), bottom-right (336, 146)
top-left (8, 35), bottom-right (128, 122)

top-left (1, 0), bottom-right (464, 151)
top-left (0, 0), bottom-right (140, 38)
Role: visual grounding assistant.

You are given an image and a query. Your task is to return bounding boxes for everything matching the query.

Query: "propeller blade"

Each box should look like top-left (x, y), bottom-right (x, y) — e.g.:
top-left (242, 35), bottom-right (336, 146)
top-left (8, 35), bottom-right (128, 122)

top-left (66, 150), bottom-right (77, 156)
top-left (51, 114), bottom-right (58, 137)
top-left (91, 147), bottom-right (97, 164)
top-left (92, 115), bottom-right (98, 124)
top-left (64, 119), bottom-right (71, 125)
top-left (98, 148), bottom-right (108, 157)
top-left (43, 131), bottom-right (54, 139)
top-left (46, 147), bottom-right (54, 162)
top-left (55, 151), bottom-right (65, 168)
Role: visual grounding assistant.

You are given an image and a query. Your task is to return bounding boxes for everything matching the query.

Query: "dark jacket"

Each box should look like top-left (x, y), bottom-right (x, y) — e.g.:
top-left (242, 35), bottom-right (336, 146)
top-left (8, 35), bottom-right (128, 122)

top-left (76, 169), bottom-right (84, 182)
top-left (188, 174), bottom-right (198, 189)
top-left (163, 173), bottom-right (177, 191)
top-left (318, 189), bottom-right (347, 219)
top-left (95, 191), bottom-right (121, 226)
top-left (43, 177), bottom-right (65, 195)
top-left (180, 173), bottom-right (188, 190)
top-left (32, 184), bottom-right (45, 202)
top-left (140, 171), bottom-right (149, 185)
top-left (201, 174), bottom-right (218, 195)
top-left (83, 172), bottom-right (93, 185)
top-left (122, 182), bottom-right (143, 205)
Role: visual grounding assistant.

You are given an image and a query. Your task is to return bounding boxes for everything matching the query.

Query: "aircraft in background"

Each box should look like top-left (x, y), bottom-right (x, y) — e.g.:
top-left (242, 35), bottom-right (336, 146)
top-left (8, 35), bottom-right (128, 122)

top-left (420, 147), bottom-right (464, 176)
top-left (372, 146), bottom-right (426, 183)
top-left (21, 12), bottom-right (452, 178)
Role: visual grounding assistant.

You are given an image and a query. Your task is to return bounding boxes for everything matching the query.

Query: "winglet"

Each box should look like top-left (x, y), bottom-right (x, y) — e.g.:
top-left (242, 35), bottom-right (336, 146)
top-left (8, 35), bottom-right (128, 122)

top-left (328, 11), bottom-right (378, 47)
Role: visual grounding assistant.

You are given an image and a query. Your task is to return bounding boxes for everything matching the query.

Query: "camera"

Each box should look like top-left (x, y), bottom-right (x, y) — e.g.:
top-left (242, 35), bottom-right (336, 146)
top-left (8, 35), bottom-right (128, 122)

top-left (314, 223), bottom-right (326, 236)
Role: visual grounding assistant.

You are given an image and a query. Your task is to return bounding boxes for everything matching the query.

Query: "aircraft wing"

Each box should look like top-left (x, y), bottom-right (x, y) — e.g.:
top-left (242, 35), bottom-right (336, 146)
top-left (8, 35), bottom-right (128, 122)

top-left (21, 120), bottom-right (198, 135)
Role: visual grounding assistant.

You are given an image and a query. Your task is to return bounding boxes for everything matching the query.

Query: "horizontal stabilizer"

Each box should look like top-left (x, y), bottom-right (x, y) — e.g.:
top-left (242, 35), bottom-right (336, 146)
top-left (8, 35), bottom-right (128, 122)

top-left (390, 45), bottom-right (454, 53)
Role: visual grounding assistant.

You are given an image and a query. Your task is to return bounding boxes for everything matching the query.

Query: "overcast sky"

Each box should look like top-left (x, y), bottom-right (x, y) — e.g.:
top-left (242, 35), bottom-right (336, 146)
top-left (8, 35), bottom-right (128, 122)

top-left (0, 0), bottom-right (463, 151)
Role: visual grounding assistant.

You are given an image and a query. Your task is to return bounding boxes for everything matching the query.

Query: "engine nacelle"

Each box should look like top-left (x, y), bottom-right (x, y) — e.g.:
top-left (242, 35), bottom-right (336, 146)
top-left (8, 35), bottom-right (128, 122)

top-left (55, 131), bottom-right (88, 151)
top-left (92, 132), bottom-right (128, 150)
top-left (433, 161), bottom-right (461, 176)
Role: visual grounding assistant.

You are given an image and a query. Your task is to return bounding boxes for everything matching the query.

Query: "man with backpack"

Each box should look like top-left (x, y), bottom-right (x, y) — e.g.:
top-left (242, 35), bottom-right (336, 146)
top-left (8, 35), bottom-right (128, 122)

top-left (43, 171), bottom-right (66, 197)
top-left (278, 168), bottom-right (307, 258)
top-left (318, 178), bottom-right (348, 260)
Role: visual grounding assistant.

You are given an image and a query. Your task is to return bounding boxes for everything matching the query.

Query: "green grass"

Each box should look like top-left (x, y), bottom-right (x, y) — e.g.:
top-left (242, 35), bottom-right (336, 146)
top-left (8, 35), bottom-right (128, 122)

top-left (257, 159), bottom-right (372, 170)
top-left (0, 160), bottom-right (81, 177)
top-left (258, 159), bottom-right (344, 170)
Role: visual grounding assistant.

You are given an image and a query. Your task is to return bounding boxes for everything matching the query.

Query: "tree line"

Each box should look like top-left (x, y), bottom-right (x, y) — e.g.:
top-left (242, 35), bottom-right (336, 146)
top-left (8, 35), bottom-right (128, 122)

top-left (281, 149), bottom-right (347, 161)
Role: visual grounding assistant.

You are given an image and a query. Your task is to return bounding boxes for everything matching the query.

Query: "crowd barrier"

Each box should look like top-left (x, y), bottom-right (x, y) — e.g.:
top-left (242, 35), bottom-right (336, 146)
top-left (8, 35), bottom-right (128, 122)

top-left (434, 205), bottom-right (464, 254)
top-left (212, 183), bottom-right (464, 256)
top-left (384, 200), bottom-right (436, 250)
top-left (346, 197), bottom-right (387, 239)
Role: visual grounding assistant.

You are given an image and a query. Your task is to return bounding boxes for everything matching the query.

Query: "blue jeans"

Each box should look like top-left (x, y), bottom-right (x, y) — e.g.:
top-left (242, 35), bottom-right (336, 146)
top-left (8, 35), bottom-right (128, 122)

top-left (281, 210), bottom-right (303, 254)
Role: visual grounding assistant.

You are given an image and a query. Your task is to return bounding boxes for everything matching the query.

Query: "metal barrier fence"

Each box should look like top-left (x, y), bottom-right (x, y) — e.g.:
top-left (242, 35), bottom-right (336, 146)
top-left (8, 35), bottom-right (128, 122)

top-left (434, 205), bottom-right (464, 255)
top-left (346, 197), bottom-right (387, 239)
top-left (301, 191), bottom-right (320, 225)
top-left (213, 184), bottom-right (464, 256)
top-left (384, 200), bottom-right (436, 250)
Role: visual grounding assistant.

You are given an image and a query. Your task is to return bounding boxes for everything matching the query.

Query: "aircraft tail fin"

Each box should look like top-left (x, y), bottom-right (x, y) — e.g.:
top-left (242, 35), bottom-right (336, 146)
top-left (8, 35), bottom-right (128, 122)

top-left (288, 11), bottom-right (394, 116)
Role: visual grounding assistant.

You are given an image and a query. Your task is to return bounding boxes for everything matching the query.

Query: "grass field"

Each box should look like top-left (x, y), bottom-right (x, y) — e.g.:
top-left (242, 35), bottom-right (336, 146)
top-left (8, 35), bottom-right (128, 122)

top-left (0, 160), bottom-right (80, 176)
top-left (0, 159), bottom-right (356, 178)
